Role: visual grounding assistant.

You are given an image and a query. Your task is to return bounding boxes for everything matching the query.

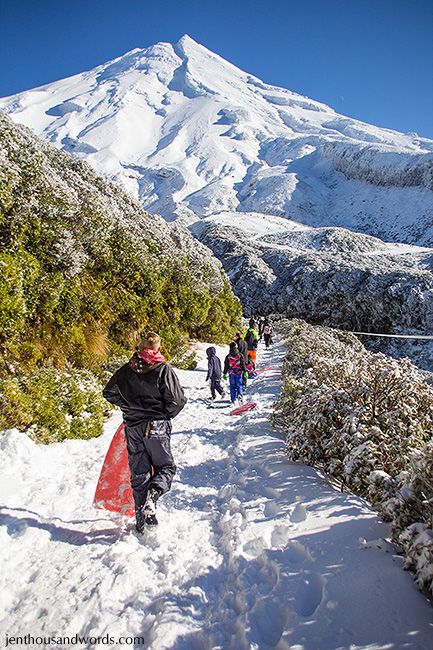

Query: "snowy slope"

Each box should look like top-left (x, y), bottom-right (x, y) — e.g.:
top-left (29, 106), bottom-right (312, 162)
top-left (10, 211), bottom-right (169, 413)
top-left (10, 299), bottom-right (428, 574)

top-left (1, 35), bottom-right (432, 244)
top-left (192, 212), bottom-right (433, 357)
top-left (1, 341), bottom-right (432, 649)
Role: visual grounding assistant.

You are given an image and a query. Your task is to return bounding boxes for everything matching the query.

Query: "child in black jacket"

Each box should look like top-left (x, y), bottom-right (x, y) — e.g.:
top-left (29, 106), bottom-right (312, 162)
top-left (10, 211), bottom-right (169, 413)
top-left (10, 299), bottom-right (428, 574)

top-left (206, 346), bottom-right (225, 400)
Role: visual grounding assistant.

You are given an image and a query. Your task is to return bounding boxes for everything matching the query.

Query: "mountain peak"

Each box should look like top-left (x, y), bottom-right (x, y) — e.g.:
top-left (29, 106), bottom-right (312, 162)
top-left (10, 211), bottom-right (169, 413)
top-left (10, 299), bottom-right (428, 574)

top-left (173, 33), bottom-right (217, 60)
top-left (176, 34), bottom-right (199, 48)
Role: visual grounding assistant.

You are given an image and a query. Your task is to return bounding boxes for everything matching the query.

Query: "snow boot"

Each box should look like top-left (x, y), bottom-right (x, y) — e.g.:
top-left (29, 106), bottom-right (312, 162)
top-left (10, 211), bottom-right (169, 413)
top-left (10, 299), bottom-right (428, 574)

top-left (135, 506), bottom-right (158, 532)
top-left (136, 487), bottom-right (161, 530)
top-left (143, 487), bottom-right (161, 517)
top-left (144, 512), bottom-right (158, 526)
top-left (135, 508), bottom-right (146, 534)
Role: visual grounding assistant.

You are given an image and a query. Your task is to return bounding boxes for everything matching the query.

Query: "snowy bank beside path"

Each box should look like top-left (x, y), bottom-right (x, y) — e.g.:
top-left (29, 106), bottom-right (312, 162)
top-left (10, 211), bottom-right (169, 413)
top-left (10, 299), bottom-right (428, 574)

top-left (0, 341), bottom-right (432, 649)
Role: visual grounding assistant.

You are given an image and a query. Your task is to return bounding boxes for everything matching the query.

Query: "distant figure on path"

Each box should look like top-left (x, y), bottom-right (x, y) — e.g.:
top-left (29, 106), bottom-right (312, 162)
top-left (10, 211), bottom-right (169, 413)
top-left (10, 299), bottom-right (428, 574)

top-left (246, 354), bottom-right (257, 379)
top-left (206, 346), bottom-right (225, 400)
top-left (235, 332), bottom-right (249, 388)
top-left (258, 316), bottom-right (266, 340)
top-left (244, 321), bottom-right (259, 364)
top-left (263, 319), bottom-right (273, 349)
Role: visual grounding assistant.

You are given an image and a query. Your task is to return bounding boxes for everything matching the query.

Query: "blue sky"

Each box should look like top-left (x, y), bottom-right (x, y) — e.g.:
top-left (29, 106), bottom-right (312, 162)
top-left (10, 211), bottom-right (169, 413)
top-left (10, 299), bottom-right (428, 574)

top-left (1, 0), bottom-right (432, 137)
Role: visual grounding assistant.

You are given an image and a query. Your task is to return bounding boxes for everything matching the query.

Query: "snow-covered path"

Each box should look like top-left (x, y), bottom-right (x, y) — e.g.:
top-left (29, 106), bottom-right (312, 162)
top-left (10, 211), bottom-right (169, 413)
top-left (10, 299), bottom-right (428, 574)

top-left (1, 341), bottom-right (432, 650)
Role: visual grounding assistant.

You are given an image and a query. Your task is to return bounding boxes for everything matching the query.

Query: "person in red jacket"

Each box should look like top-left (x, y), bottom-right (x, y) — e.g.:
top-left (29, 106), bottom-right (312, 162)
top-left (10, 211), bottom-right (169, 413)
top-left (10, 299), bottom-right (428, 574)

top-left (223, 342), bottom-right (247, 404)
top-left (103, 332), bottom-right (186, 532)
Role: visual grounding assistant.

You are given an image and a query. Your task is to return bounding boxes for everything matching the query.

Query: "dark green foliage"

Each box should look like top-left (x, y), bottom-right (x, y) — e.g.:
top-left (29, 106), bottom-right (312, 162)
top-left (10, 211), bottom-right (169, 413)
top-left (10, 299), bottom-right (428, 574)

top-left (0, 367), bottom-right (109, 444)
top-left (172, 352), bottom-right (198, 371)
top-left (195, 277), bottom-right (243, 342)
top-left (0, 112), bottom-right (242, 442)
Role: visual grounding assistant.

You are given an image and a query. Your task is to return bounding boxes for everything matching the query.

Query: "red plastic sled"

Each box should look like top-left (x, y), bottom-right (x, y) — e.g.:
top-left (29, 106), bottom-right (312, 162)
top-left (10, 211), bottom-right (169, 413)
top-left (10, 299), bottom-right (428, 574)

top-left (93, 423), bottom-right (135, 518)
top-left (255, 367), bottom-right (273, 375)
top-left (230, 402), bottom-right (257, 415)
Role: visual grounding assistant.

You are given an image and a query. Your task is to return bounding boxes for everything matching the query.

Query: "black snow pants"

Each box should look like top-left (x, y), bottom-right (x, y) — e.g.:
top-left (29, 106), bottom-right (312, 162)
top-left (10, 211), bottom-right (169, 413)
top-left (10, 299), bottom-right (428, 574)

top-left (210, 376), bottom-right (224, 399)
top-left (264, 333), bottom-right (272, 348)
top-left (124, 420), bottom-right (176, 512)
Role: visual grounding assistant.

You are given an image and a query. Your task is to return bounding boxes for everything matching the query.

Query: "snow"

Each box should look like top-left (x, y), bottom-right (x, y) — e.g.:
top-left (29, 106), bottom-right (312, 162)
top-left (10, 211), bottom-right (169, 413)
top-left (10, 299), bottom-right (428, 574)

top-left (191, 210), bottom-right (432, 258)
top-left (1, 35), bottom-right (432, 245)
top-left (1, 341), bottom-right (432, 649)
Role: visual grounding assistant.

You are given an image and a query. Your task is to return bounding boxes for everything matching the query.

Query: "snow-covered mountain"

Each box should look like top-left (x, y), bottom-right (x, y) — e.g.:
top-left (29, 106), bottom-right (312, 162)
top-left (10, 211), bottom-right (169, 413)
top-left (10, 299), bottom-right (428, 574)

top-left (191, 211), bottom-right (433, 370)
top-left (1, 35), bottom-right (432, 245)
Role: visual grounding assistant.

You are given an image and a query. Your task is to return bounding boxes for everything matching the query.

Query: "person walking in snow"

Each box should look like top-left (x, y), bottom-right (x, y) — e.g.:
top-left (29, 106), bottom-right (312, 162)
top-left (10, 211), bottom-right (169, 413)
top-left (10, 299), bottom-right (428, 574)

top-left (103, 332), bottom-right (187, 532)
top-left (246, 354), bottom-right (258, 379)
top-left (262, 319), bottom-right (273, 349)
top-left (223, 342), bottom-right (247, 404)
top-left (244, 321), bottom-right (259, 364)
top-left (206, 346), bottom-right (225, 400)
top-left (234, 332), bottom-right (249, 388)
top-left (258, 317), bottom-right (265, 341)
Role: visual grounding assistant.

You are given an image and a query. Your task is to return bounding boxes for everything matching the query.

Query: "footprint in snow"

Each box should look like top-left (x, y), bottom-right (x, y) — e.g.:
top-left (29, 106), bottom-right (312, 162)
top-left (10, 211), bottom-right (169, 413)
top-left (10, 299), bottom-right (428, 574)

top-left (293, 572), bottom-right (324, 617)
top-left (263, 486), bottom-right (280, 499)
top-left (284, 540), bottom-right (312, 564)
top-left (270, 524), bottom-right (292, 549)
top-left (289, 502), bottom-right (307, 523)
top-left (257, 558), bottom-right (280, 591)
top-left (264, 500), bottom-right (280, 518)
top-left (243, 536), bottom-right (267, 558)
top-left (249, 597), bottom-right (290, 647)
top-left (28, 570), bottom-right (40, 583)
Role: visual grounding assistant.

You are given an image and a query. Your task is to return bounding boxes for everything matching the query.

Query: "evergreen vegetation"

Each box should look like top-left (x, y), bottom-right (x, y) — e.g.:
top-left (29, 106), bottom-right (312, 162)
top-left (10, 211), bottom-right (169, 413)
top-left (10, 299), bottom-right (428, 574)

top-left (0, 112), bottom-right (242, 442)
top-left (273, 318), bottom-right (433, 597)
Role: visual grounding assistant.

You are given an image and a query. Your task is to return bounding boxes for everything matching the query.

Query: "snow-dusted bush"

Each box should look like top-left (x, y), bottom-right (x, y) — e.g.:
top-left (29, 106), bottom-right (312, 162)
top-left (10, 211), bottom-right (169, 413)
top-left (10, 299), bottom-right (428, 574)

top-left (0, 110), bottom-right (242, 367)
top-left (171, 351), bottom-right (198, 371)
top-left (378, 441), bottom-right (433, 595)
top-left (0, 366), bottom-right (110, 444)
top-left (274, 319), bottom-right (433, 597)
top-left (0, 112), bottom-right (242, 440)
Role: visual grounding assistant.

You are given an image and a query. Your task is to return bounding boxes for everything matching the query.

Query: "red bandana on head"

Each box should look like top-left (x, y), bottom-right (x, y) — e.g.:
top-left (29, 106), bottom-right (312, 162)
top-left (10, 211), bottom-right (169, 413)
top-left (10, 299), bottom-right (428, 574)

top-left (138, 347), bottom-right (166, 365)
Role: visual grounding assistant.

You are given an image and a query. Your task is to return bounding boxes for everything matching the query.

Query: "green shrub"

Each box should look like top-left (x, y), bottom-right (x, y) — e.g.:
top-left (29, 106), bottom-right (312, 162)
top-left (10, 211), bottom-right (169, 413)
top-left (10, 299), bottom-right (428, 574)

top-left (0, 366), bottom-right (109, 444)
top-left (0, 111), bottom-right (242, 442)
top-left (273, 318), bottom-right (433, 598)
top-left (172, 352), bottom-right (198, 371)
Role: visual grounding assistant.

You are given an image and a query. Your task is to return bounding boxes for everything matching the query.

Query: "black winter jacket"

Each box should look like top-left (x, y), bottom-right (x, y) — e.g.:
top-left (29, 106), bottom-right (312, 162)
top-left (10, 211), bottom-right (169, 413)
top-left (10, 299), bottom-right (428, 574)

top-left (103, 353), bottom-right (187, 426)
top-left (235, 337), bottom-right (248, 363)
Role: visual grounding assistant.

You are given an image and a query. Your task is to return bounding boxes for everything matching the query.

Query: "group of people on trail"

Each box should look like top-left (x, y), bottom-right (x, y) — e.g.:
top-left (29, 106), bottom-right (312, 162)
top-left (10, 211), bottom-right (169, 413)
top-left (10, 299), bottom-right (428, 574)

top-left (207, 317), bottom-right (272, 405)
top-left (102, 318), bottom-right (272, 534)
